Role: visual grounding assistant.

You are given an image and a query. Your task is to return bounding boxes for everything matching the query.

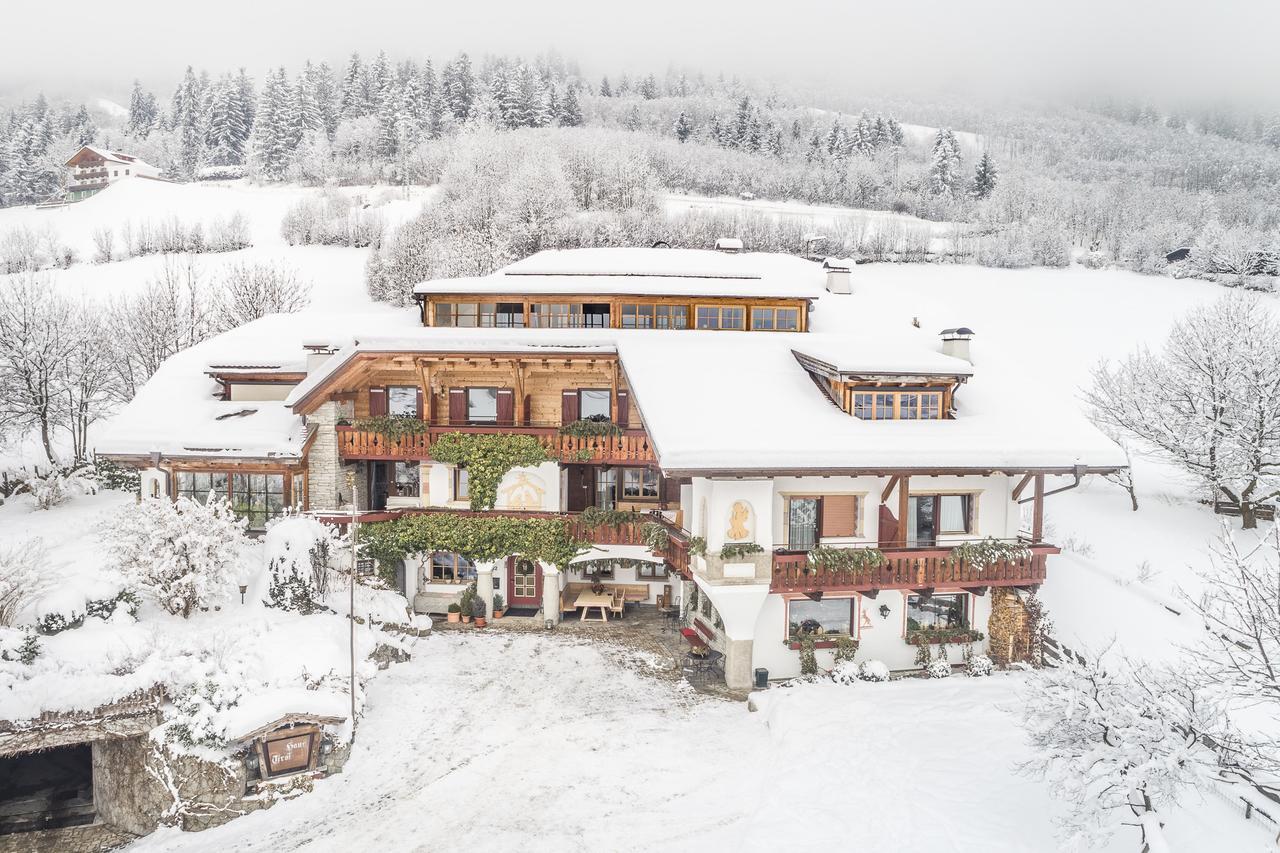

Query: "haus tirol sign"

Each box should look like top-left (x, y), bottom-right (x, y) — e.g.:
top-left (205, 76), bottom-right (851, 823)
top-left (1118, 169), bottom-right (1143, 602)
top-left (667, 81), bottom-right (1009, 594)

top-left (260, 727), bottom-right (319, 778)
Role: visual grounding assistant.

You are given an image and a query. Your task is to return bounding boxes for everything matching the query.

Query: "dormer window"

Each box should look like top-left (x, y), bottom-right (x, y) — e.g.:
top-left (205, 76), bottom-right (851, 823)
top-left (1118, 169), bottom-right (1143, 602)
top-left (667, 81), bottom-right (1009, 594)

top-left (852, 390), bottom-right (943, 420)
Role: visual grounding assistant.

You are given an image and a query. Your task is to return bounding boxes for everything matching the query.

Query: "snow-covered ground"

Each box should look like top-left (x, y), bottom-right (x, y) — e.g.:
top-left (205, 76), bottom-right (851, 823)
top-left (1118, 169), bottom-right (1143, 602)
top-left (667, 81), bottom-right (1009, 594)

top-left (663, 191), bottom-right (957, 239)
top-left (121, 633), bottom-right (1263, 853)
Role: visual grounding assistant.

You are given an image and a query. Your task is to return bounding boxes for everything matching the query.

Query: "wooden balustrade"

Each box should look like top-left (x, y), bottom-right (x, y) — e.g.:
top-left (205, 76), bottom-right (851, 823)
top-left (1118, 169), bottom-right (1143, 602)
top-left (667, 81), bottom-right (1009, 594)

top-left (336, 425), bottom-right (656, 464)
top-left (770, 543), bottom-right (1055, 593)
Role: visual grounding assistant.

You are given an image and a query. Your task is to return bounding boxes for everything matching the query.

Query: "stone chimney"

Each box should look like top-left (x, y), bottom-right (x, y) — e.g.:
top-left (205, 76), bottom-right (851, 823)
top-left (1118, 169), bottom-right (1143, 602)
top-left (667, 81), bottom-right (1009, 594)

top-left (940, 328), bottom-right (975, 363)
top-left (823, 258), bottom-right (852, 294)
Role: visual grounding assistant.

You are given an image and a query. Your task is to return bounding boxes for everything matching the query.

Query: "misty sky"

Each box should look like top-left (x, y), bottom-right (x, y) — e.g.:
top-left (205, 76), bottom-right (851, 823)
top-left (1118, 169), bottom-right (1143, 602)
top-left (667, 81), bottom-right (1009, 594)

top-left (5, 0), bottom-right (1279, 106)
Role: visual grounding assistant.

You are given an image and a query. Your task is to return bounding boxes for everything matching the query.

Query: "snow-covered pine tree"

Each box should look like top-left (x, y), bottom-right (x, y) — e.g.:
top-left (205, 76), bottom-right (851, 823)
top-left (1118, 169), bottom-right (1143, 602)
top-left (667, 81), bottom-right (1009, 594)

top-left (339, 52), bottom-right (367, 118)
top-left (312, 61), bottom-right (338, 139)
top-left (296, 61), bottom-right (325, 139)
top-left (928, 127), bottom-right (963, 198)
top-left (444, 52), bottom-right (475, 120)
top-left (125, 80), bottom-right (158, 138)
top-left (368, 50), bottom-right (393, 116)
top-left (622, 104), bottom-right (642, 132)
top-left (170, 66), bottom-right (207, 179)
top-left (559, 86), bottom-right (583, 128)
top-left (206, 76), bottom-right (245, 166)
top-left (673, 110), bottom-right (693, 142)
top-left (639, 73), bottom-right (659, 100)
top-left (970, 151), bottom-right (998, 199)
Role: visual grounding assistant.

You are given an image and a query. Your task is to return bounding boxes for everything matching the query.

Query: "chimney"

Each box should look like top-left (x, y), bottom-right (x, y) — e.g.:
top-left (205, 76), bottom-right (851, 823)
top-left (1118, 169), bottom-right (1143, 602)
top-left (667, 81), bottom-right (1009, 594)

top-left (823, 258), bottom-right (852, 294)
top-left (302, 339), bottom-right (339, 373)
top-left (714, 237), bottom-right (744, 253)
top-left (940, 327), bottom-right (975, 363)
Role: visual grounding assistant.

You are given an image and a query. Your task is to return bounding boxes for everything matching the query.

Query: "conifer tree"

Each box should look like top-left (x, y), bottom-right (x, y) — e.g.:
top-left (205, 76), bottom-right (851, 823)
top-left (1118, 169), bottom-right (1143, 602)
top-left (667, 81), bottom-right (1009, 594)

top-left (928, 127), bottom-right (963, 198)
top-left (639, 73), bottom-right (659, 100)
top-left (598, 75), bottom-right (612, 97)
top-left (339, 53), bottom-right (367, 118)
top-left (125, 81), bottom-right (158, 138)
top-left (673, 110), bottom-right (693, 142)
top-left (313, 61), bottom-right (338, 138)
top-left (970, 151), bottom-right (998, 199)
top-left (444, 52), bottom-right (475, 120)
top-left (559, 86), bottom-right (583, 127)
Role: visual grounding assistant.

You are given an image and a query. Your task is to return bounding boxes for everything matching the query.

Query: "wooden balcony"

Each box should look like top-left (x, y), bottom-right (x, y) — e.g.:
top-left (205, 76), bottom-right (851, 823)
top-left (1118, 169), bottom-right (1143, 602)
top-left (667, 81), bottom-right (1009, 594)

top-left (336, 424), bottom-right (657, 464)
top-left (770, 542), bottom-right (1056, 594)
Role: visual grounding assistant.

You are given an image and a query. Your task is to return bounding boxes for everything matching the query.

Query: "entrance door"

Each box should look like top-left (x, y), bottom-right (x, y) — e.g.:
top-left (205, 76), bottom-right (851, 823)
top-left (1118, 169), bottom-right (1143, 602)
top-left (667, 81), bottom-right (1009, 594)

top-left (507, 557), bottom-right (542, 608)
top-left (787, 498), bottom-right (820, 550)
top-left (566, 465), bottom-right (592, 512)
top-left (908, 496), bottom-right (937, 547)
top-left (368, 462), bottom-right (389, 511)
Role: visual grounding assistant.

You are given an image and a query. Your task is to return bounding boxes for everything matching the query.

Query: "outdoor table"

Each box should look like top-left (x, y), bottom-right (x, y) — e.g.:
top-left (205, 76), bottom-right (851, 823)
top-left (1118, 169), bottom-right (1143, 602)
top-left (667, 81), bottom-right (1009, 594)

top-left (574, 590), bottom-right (613, 622)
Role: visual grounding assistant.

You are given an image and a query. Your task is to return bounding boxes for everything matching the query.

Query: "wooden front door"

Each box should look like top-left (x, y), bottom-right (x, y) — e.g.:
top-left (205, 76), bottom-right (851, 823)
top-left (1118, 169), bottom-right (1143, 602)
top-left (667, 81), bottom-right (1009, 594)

top-left (507, 557), bottom-right (542, 608)
top-left (566, 465), bottom-right (593, 512)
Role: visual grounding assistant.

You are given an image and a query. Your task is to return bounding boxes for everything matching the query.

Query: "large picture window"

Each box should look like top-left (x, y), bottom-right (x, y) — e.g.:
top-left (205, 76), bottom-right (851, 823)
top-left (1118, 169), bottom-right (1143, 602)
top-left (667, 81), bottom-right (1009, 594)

top-left (428, 552), bottom-right (477, 584)
top-left (579, 389), bottom-right (612, 421)
top-left (387, 386), bottom-right (418, 418)
top-left (466, 388), bottom-right (499, 423)
top-left (621, 303), bottom-right (688, 329)
top-left (906, 593), bottom-right (969, 631)
top-left (231, 473), bottom-right (285, 530)
top-left (751, 306), bottom-right (800, 331)
top-left (530, 303), bottom-right (574, 328)
top-left (176, 471), bottom-right (227, 503)
top-left (787, 597), bottom-right (854, 641)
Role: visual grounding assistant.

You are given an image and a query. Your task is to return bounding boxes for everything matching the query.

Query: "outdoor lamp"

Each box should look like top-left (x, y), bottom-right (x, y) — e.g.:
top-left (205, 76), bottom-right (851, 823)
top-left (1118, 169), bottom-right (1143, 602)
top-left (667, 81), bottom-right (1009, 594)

top-left (879, 604), bottom-right (890, 619)
top-left (239, 584), bottom-right (248, 604)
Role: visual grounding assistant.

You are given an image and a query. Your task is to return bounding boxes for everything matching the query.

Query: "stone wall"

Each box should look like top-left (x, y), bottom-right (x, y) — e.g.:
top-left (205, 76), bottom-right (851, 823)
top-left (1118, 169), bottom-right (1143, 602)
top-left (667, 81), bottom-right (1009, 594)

top-left (0, 822), bottom-right (135, 853)
top-left (306, 400), bottom-right (351, 512)
top-left (987, 588), bottom-right (1031, 666)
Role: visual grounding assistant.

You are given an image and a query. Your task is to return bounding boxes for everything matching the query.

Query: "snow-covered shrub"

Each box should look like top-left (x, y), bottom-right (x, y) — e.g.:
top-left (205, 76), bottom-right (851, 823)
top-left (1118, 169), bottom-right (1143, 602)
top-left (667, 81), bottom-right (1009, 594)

top-left (85, 589), bottom-right (140, 622)
top-left (263, 515), bottom-right (344, 614)
top-left (212, 262), bottom-right (311, 332)
top-left (206, 212), bottom-right (251, 252)
top-left (35, 609), bottom-right (82, 635)
top-left (281, 192), bottom-right (386, 249)
top-left (19, 464), bottom-right (98, 510)
top-left (102, 497), bottom-right (247, 618)
top-left (0, 627), bottom-right (39, 665)
top-left (830, 659), bottom-right (861, 685)
top-left (0, 226), bottom-right (42, 274)
top-left (857, 660), bottom-right (891, 682)
top-left (91, 226), bottom-right (116, 263)
top-left (965, 652), bottom-right (994, 677)
top-left (95, 458), bottom-right (141, 492)
top-left (926, 659), bottom-right (953, 679)
top-left (168, 678), bottom-right (244, 749)
top-left (195, 164), bottom-right (245, 181)
top-left (0, 539), bottom-right (51, 627)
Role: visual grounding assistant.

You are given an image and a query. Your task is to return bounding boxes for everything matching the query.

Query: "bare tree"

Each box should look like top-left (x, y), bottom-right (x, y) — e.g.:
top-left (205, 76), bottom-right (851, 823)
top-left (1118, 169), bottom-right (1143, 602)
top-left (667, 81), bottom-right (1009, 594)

top-left (1086, 293), bottom-right (1280, 527)
top-left (91, 226), bottom-right (116, 263)
top-left (0, 539), bottom-right (51, 627)
top-left (211, 262), bottom-right (311, 332)
top-left (0, 274), bottom-right (78, 463)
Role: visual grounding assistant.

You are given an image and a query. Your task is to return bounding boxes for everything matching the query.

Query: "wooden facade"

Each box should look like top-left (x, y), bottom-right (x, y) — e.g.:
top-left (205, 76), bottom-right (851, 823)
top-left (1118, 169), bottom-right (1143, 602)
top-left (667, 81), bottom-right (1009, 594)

top-left (770, 543), bottom-right (1056, 594)
top-left (337, 424), bottom-right (656, 464)
top-left (414, 293), bottom-right (811, 332)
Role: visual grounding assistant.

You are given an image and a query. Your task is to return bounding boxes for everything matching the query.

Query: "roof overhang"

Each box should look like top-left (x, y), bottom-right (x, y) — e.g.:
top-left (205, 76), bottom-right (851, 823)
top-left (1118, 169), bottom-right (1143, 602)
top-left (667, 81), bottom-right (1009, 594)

top-left (659, 465), bottom-right (1126, 479)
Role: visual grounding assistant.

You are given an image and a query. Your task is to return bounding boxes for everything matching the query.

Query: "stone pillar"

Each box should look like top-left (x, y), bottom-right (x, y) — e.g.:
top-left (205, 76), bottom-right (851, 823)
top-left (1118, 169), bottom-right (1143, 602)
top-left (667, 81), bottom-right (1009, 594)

top-left (542, 566), bottom-right (561, 625)
top-left (306, 400), bottom-right (351, 512)
top-left (722, 638), bottom-right (755, 691)
top-left (478, 561), bottom-right (498, 617)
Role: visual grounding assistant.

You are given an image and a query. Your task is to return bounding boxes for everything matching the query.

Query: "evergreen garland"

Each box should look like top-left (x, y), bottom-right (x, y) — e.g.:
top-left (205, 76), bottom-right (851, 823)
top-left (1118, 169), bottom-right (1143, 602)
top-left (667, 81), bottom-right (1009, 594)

top-left (578, 506), bottom-right (645, 529)
top-left (719, 542), bottom-right (763, 560)
top-left (558, 418), bottom-right (623, 438)
top-left (641, 521), bottom-right (670, 551)
top-left (807, 546), bottom-right (885, 575)
top-left (353, 415), bottom-right (430, 440)
top-left (429, 432), bottom-right (551, 510)
top-left (948, 538), bottom-right (1031, 569)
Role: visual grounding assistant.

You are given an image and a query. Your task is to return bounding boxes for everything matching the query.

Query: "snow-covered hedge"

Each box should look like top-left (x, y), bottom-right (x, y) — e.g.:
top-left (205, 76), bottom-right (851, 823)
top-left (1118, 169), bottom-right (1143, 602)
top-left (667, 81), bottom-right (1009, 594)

top-left (858, 660), bottom-right (891, 682)
top-left (263, 515), bottom-right (345, 614)
top-left (926, 659), bottom-right (953, 679)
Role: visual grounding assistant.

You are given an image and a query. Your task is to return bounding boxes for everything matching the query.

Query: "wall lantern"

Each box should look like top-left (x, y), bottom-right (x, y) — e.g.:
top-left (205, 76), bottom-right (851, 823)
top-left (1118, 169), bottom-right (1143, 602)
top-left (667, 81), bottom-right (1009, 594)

top-left (878, 604), bottom-right (891, 619)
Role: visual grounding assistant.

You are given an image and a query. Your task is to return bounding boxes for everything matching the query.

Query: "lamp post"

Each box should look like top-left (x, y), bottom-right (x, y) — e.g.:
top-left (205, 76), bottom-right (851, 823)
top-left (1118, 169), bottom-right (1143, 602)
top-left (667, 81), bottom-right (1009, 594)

top-left (345, 470), bottom-right (357, 739)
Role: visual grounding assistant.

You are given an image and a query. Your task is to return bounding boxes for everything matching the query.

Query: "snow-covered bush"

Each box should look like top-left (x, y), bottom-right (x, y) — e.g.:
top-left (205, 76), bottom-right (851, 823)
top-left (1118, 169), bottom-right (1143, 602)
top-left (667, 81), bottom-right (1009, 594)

top-left (0, 539), bottom-right (51, 627)
top-left (102, 497), bottom-right (247, 618)
top-left (830, 659), bottom-right (860, 685)
top-left (965, 652), bottom-right (994, 677)
top-left (0, 627), bottom-right (39, 665)
top-left (168, 678), bottom-right (244, 749)
top-left (19, 464), bottom-right (98, 510)
top-left (95, 458), bottom-right (141, 492)
top-left (925, 659), bottom-right (953, 679)
top-left (263, 514), bottom-right (344, 614)
top-left (857, 660), bottom-right (891, 682)
top-left (212, 262), bottom-right (311, 332)
top-left (85, 589), bottom-right (140, 622)
top-left (280, 192), bottom-right (386, 248)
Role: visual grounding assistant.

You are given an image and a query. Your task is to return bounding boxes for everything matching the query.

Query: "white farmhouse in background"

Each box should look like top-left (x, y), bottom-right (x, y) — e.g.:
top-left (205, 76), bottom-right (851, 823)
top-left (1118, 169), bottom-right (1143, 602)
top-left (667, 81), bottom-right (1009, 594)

top-left (64, 145), bottom-right (161, 202)
top-left (98, 247), bottom-right (1126, 690)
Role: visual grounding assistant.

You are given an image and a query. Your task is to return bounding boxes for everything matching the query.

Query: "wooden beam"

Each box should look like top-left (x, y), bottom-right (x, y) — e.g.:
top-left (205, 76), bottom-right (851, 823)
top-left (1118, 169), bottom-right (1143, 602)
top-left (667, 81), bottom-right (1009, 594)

top-left (861, 588), bottom-right (879, 600)
top-left (1011, 473), bottom-right (1034, 502)
top-left (961, 585), bottom-right (989, 597)
top-left (911, 587), bottom-right (934, 599)
top-left (898, 474), bottom-right (910, 547)
top-left (880, 475), bottom-right (901, 504)
top-left (1032, 473), bottom-right (1045, 542)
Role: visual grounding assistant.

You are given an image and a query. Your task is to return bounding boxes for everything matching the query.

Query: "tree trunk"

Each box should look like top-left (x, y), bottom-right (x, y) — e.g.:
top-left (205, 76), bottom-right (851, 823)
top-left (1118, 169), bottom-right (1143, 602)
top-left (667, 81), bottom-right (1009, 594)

top-left (1241, 502), bottom-right (1258, 529)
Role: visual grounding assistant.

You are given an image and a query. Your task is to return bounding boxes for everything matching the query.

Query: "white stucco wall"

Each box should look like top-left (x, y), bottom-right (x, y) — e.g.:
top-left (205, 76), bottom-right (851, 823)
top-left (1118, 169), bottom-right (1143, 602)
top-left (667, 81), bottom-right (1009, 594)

top-left (228, 383), bottom-right (294, 402)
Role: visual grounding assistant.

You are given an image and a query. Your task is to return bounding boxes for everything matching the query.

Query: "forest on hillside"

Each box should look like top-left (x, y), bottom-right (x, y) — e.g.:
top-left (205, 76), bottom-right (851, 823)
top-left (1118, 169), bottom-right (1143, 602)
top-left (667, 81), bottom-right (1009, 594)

top-left (4, 49), bottom-right (1280, 285)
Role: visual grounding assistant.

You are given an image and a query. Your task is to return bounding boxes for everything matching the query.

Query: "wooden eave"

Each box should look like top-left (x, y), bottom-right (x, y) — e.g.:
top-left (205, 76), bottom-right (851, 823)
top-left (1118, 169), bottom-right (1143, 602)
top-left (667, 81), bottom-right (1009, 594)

top-left (206, 370), bottom-right (307, 384)
top-left (791, 350), bottom-right (971, 385)
top-left (660, 465), bottom-right (1127, 479)
top-left (412, 291), bottom-right (810, 304)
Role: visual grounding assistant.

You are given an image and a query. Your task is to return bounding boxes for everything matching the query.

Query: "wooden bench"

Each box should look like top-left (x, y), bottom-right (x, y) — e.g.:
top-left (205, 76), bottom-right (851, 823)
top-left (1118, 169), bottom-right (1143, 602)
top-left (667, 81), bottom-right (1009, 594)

top-left (680, 620), bottom-right (716, 655)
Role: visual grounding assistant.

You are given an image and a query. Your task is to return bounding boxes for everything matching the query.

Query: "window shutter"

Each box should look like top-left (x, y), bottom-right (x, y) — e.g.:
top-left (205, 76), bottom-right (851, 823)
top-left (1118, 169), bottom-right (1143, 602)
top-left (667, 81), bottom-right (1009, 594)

top-left (496, 389), bottom-right (515, 426)
top-left (615, 390), bottom-right (630, 428)
top-left (662, 475), bottom-right (682, 505)
top-left (821, 495), bottom-right (858, 538)
top-left (877, 504), bottom-right (898, 549)
top-left (561, 390), bottom-right (579, 425)
top-left (415, 386), bottom-right (424, 419)
top-left (428, 390), bottom-right (438, 424)
top-left (448, 388), bottom-right (467, 424)
top-left (368, 387), bottom-right (387, 416)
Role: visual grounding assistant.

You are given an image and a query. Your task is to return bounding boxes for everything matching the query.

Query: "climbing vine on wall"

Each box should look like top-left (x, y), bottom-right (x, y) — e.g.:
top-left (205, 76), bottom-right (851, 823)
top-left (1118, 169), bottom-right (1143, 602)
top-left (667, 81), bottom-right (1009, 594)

top-left (429, 432), bottom-right (551, 511)
top-left (359, 512), bottom-right (585, 570)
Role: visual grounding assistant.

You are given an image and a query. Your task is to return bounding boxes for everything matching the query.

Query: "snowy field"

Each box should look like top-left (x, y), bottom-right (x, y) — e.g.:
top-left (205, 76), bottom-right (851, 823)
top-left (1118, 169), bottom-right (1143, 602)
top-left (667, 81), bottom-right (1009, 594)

top-left (120, 633), bottom-right (1262, 853)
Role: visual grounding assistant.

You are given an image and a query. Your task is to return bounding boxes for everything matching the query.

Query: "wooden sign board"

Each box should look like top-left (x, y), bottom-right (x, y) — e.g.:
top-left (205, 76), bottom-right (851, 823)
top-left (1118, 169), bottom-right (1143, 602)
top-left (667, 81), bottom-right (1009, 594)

top-left (256, 724), bottom-right (320, 779)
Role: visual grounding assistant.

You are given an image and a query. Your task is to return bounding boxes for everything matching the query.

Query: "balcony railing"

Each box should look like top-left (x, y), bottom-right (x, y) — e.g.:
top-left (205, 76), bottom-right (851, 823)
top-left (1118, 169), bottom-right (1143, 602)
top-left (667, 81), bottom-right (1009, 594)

top-left (770, 541), bottom-right (1056, 593)
top-left (336, 424), bottom-right (657, 464)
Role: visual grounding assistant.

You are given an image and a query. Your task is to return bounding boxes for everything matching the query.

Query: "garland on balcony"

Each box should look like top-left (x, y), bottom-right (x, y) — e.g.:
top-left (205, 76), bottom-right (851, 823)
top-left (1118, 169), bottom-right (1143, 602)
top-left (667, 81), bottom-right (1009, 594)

top-left (559, 418), bottom-right (623, 439)
top-left (572, 557), bottom-right (659, 574)
top-left (688, 536), bottom-right (707, 557)
top-left (353, 415), bottom-right (430, 440)
top-left (578, 506), bottom-right (646, 529)
top-left (359, 512), bottom-right (585, 570)
top-left (905, 627), bottom-right (986, 646)
top-left (807, 546), bottom-right (885, 575)
top-left (948, 538), bottom-right (1031, 569)
top-left (641, 521), bottom-right (670, 551)
top-left (429, 432), bottom-right (551, 511)
top-left (719, 542), bottom-right (764, 560)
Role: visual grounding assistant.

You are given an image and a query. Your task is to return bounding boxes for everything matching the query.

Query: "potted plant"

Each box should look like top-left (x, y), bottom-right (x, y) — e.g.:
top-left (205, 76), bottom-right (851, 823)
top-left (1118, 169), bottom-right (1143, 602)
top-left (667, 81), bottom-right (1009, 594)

top-left (446, 603), bottom-right (461, 623)
top-left (459, 586), bottom-right (474, 623)
top-left (492, 593), bottom-right (506, 619)
top-left (472, 595), bottom-right (487, 628)
top-left (589, 570), bottom-right (606, 595)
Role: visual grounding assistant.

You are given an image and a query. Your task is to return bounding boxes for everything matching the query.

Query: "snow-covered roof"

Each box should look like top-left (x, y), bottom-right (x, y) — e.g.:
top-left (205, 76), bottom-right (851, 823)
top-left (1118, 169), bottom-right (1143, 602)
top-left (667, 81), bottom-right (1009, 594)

top-left (792, 339), bottom-right (973, 378)
top-left (67, 145), bottom-right (150, 167)
top-left (411, 248), bottom-right (827, 300)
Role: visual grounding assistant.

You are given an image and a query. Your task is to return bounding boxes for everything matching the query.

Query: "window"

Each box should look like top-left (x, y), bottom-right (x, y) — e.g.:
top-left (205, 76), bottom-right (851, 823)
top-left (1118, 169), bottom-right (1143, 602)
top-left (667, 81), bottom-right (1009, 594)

top-left (493, 302), bottom-right (525, 328)
top-left (177, 471), bottom-right (228, 503)
top-left (695, 305), bottom-right (746, 330)
top-left (638, 563), bottom-right (669, 579)
top-left (621, 303), bottom-right (688, 329)
top-left (907, 494), bottom-right (973, 546)
top-left (595, 468), bottom-right (617, 510)
top-left (751, 306), bottom-right (800, 331)
top-left (435, 302), bottom-right (478, 327)
top-left (582, 303), bottom-right (611, 328)
top-left (232, 473), bottom-right (285, 530)
top-left (579, 388), bottom-right (612, 421)
top-left (906, 593), bottom-right (969, 631)
top-left (387, 386), bottom-right (418, 418)
top-left (938, 494), bottom-right (973, 534)
top-left (393, 461), bottom-right (420, 497)
top-left (454, 467), bottom-right (469, 501)
top-left (428, 552), bottom-right (476, 584)
top-left (530, 303), bottom-right (574, 328)
top-left (621, 468), bottom-right (660, 499)
top-left (851, 390), bottom-right (944, 420)
top-left (787, 597), bottom-right (855, 641)
top-left (466, 388), bottom-right (498, 423)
